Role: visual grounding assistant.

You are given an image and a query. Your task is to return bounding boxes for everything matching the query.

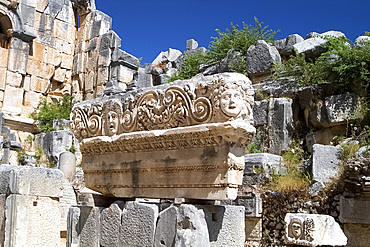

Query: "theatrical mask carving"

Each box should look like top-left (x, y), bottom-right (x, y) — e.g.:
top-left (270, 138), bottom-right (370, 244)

top-left (70, 73), bottom-right (254, 140)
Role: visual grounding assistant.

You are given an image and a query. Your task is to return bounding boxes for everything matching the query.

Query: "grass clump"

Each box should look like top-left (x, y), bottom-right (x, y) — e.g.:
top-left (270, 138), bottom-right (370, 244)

top-left (30, 95), bottom-right (73, 132)
top-left (269, 141), bottom-right (310, 191)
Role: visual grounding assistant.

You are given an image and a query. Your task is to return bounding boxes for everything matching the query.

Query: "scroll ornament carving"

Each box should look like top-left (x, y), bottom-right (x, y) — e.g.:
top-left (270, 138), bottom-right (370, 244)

top-left (71, 74), bottom-right (254, 142)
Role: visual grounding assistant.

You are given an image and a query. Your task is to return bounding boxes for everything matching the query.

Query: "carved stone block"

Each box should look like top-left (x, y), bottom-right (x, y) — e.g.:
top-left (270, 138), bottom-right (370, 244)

top-left (285, 213), bottom-right (347, 246)
top-left (71, 73), bottom-right (255, 200)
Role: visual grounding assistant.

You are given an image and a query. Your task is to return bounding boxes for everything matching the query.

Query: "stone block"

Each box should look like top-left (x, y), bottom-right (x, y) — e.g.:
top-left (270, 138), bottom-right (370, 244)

top-left (293, 37), bottom-right (329, 60)
top-left (61, 52), bottom-right (73, 70)
top-left (35, 130), bottom-right (75, 164)
top-left (19, 3), bottom-right (36, 28)
top-left (343, 223), bottom-right (370, 247)
top-left (274, 34), bottom-right (304, 58)
top-left (100, 201), bottom-right (125, 247)
top-left (79, 206), bottom-right (102, 247)
top-left (56, 2), bottom-right (75, 23)
top-left (90, 20), bottom-right (111, 40)
top-left (54, 67), bottom-right (67, 82)
top-left (23, 90), bottom-right (41, 109)
top-left (247, 40), bottom-right (281, 75)
top-left (31, 42), bottom-right (46, 61)
top-left (355, 35), bottom-right (370, 47)
top-left (0, 48), bottom-right (8, 68)
top-left (234, 194), bottom-right (262, 218)
top-left (201, 205), bottom-right (245, 247)
top-left (268, 97), bottom-right (294, 155)
top-left (120, 201), bottom-right (159, 247)
top-left (100, 30), bottom-right (121, 51)
top-left (285, 213), bottom-right (347, 246)
top-left (325, 93), bottom-right (360, 125)
top-left (111, 49), bottom-right (140, 68)
top-left (137, 67), bottom-right (153, 88)
top-left (339, 197), bottom-right (370, 224)
top-left (154, 205), bottom-right (178, 247)
top-left (176, 204), bottom-right (210, 247)
top-left (7, 45), bottom-right (29, 75)
top-left (60, 180), bottom-right (77, 230)
top-left (30, 75), bottom-right (49, 93)
top-left (253, 100), bottom-right (268, 126)
top-left (0, 165), bottom-right (64, 196)
top-left (0, 67), bottom-right (5, 90)
top-left (5, 70), bottom-right (23, 87)
top-left (312, 144), bottom-right (341, 183)
top-left (245, 217), bottom-right (262, 245)
top-left (2, 85), bottom-right (24, 115)
top-left (0, 194), bottom-right (5, 245)
top-left (4, 194), bottom-right (61, 247)
top-left (244, 153), bottom-right (284, 175)
top-left (187, 39), bottom-right (199, 50)
top-left (185, 46), bottom-right (207, 57)
top-left (67, 206), bottom-right (81, 247)
top-left (98, 48), bottom-right (111, 67)
top-left (97, 66), bottom-right (109, 86)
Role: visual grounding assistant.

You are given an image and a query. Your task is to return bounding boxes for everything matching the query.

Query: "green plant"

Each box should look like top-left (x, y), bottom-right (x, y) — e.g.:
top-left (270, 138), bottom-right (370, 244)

top-left (170, 17), bottom-right (279, 81)
top-left (208, 17), bottom-right (280, 63)
top-left (169, 52), bottom-right (207, 82)
top-left (364, 31), bottom-right (370, 37)
top-left (246, 142), bottom-right (262, 154)
top-left (68, 144), bottom-right (76, 154)
top-left (16, 149), bottom-right (27, 165)
top-left (34, 144), bottom-right (44, 164)
top-left (31, 95), bottom-right (73, 132)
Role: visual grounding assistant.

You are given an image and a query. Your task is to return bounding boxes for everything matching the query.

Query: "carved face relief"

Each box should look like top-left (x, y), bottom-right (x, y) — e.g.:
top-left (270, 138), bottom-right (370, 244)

top-left (220, 89), bottom-right (243, 117)
top-left (107, 111), bottom-right (119, 135)
top-left (292, 222), bottom-right (302, 239)
top-left (289, 218), bottom-right (303, 239)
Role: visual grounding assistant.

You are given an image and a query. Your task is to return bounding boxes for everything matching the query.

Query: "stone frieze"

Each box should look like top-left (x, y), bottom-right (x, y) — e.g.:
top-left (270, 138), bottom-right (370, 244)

top-left (70, 73), bottom-right (254, 141)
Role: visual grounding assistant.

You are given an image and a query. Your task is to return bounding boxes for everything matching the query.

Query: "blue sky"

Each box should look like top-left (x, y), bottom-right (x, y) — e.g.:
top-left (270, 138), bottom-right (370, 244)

top-left (96, 0), bottom-right (370, 64)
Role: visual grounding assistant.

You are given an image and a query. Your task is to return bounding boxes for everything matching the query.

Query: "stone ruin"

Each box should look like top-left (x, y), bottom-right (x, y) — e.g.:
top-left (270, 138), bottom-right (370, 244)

top-left (70, 72), bottom-right (255, 200)
top-left (0, 0), bottom-right (368, 246)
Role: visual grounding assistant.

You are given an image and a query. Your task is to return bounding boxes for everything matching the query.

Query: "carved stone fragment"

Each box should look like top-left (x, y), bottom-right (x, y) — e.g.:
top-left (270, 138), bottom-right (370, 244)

top-left (71, 73), bottom-right (255, 200)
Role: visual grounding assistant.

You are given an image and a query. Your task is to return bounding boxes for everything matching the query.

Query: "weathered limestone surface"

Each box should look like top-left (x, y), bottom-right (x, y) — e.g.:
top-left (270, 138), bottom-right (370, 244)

top-left (36, 129), bottom-right (77, 165)
top-left (339, 197), bottom-right (370, 224)
top-left (312, 144), bottom-right (341, 183)
top-left (4, 194), bottom-right (61, 247)
top-left (285, 213), bottom-right (347, 246)
top-left (176, 204), bottom-right (210, 247)
top-left (100, 201), bottom-right (124, 247)
top-left (0, 164), bottom-right (64, 197)
top-left (154, 205), bottom-right (178, 247)
top-left (274, 34), bottom-right (304, 58)
top-left (0, 194), bottom-right (5, 245)
top-left (120, 201), bottom-right (159, 247)
top-left (246, 40), bottom-right (281, 75)
top-left (71, 73), bottom-right (255, 200)
top-left (201, 205), bottom-right (245, 247)
top-left (293, 37), bottom-right (329, 59)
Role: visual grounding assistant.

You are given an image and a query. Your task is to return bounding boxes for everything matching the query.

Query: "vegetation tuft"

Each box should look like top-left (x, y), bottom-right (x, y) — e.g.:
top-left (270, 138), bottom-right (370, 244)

top-left (30, 95), bottom-right (73, 132)
top-left (169, 17), bottom-right (280, 82)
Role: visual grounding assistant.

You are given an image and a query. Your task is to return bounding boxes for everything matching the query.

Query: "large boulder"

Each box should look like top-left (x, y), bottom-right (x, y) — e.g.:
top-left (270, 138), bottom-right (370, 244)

top-left (247, 40), bottom-right (281, 75)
